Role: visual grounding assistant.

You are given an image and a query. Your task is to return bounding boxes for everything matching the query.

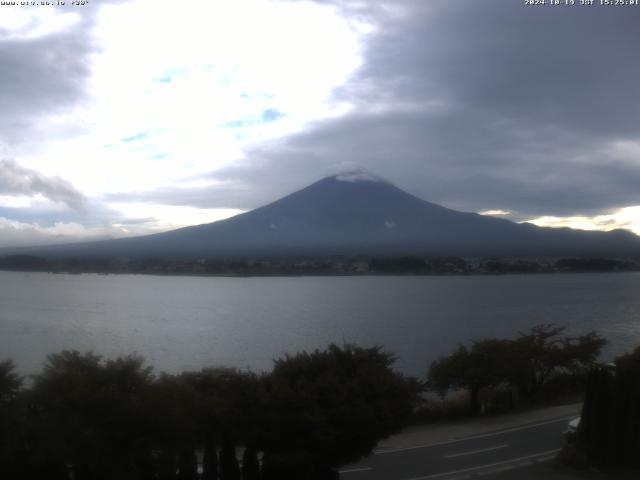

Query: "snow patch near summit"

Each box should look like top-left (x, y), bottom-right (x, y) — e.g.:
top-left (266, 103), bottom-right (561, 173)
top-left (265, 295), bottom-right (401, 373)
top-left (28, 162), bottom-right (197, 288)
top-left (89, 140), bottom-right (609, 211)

top-left (327, 163), bottom-right (387, 183)
top-left (336, 170), bottom-right (384, 183)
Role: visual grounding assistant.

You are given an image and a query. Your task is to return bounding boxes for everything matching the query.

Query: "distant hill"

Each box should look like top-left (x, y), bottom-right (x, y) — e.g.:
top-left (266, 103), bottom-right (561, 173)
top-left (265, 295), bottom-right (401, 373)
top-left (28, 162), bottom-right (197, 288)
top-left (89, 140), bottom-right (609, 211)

top-left (3, 171), bottom-right (640, 259)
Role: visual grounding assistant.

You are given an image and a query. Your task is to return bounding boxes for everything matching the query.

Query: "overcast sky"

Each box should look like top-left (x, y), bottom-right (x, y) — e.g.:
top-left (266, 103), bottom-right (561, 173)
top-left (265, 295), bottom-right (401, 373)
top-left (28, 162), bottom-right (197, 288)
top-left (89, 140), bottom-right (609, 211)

top-left (1, 0), bottom-right (639, 247)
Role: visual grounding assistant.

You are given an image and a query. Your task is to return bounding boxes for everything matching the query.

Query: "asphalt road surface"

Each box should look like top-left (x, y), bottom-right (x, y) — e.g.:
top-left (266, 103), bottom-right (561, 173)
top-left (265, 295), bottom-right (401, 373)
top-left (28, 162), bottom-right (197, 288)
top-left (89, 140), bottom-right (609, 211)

top-left (339, 415), bottom-right (574, 480)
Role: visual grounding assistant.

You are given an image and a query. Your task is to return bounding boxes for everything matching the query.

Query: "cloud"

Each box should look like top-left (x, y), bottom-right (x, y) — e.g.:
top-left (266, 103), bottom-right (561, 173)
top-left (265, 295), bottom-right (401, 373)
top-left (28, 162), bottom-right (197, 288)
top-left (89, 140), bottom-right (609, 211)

top-left (0, 216), bottom-right (130, 248)
top-left (193, 0), bottom-right (640, 220)
top-left (526, 206), bottom-right (640, 236)
top-left (0, 1), bottom-right (130, 149)
top-left (480, 210), bottom-right (511, 217)
top-left (104, 182), bottom-right (259, 210)
top-left (0, 159), bottom-right (87, 211)
top-left (3, 0), bottom-right (640, 245)
top-left (0, 29), bottom-right (89, 147)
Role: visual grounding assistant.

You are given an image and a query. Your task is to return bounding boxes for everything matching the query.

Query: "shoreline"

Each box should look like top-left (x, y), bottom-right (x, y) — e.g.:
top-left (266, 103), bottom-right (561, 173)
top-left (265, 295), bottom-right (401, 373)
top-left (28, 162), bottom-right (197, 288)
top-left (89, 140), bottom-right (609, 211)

top-left (1, 268), bottom-right (638, 279)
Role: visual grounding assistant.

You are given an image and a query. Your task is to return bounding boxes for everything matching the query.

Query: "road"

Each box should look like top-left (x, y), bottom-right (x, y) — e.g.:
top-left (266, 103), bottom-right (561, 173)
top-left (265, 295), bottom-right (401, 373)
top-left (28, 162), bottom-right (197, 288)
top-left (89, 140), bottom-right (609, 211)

top-left (339, 415), bottom-right (575, 480)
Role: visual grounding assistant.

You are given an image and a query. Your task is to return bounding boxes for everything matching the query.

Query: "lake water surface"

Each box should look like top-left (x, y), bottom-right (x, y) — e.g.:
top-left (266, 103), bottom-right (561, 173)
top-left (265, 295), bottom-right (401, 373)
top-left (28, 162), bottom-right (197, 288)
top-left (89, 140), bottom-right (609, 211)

top-left (1, 271), bottom-right (639, 376)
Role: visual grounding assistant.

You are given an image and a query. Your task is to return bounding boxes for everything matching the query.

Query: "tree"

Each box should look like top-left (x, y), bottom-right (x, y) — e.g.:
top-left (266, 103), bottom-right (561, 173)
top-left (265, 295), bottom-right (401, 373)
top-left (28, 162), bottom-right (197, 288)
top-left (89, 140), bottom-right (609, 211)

top-left (179, 367), bottom-right (264, 480)
top-left (201, 432), bottom-right (218, 480)
top-left (427, 325), bottom-right (607, 415)
top-left (219, 434), bottom-right (241, 480)
top-left (0, 360), bottom-right (22, 403)
top-left (177, 448), bottom-right (198, 480)
top-left (30, 351), bottom-right (156, 479)
top-left (0, 360), bottom-right (26, 479)
top-left (241, 444), bottom-right (260, 480)
top-left (147, 373), bottom-right (201, 479)
top-left (512, 324), bottom-right (606, 397)
top-left (0, 346), bottom-right (422, 479)
top-left (261, 344), bottom-right (420, 478)
top-left (428, 339), bottom-right (514, 415)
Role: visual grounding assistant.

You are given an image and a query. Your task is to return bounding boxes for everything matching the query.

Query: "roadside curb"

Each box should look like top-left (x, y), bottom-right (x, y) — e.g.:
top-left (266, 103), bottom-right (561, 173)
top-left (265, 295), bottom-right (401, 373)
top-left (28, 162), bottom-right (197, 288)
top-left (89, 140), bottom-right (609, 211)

top-left (374, 403), bottom-right (582, 453)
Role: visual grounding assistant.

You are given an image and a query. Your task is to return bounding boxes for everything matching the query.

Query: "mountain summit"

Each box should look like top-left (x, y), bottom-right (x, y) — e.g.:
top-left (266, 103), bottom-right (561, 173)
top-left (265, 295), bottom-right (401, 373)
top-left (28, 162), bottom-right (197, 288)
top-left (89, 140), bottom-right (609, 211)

top-left (8, 173), bottom-right (640, 259)
top-left (327, 167), bottom-right (388, 184)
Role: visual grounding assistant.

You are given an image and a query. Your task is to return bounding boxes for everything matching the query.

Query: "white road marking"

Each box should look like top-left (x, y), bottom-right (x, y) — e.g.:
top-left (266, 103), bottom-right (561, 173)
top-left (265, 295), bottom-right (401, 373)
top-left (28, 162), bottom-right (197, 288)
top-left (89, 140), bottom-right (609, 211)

top-left (404, 448), bottom-right (561, 480)
top-left (443, 444), bottom-right (508, 459)
top-left (374, 415), bottom-right (575, 454)
top-left (338, 466), bottom-right (373, 474)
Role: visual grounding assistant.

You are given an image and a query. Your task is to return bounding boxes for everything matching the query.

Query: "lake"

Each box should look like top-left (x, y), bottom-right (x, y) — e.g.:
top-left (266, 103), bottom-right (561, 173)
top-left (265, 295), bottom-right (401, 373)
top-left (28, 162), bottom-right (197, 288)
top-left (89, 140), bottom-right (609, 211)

top-left (1, 271), bottom-right (639, 377)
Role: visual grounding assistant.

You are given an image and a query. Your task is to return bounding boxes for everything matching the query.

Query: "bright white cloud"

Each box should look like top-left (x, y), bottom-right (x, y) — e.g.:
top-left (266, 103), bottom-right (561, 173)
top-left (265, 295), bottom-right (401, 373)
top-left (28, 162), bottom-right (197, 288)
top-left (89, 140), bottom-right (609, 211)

top-left (479, 209), bottom-right (511, 216)
top-left (0, 202), bottom-right (241, 248)
top-left (109, 202), bottom-right (243, 231)
top-left (525, 206), bottom-right (640, 235)
top-left (0, 195), bottom-right (33, 209)
top-left (0, 216), bottom-right (126, 248)
top-left (20, 0), bottom-right (364, 195)
top-left (0, 5), bottom-right (80, 40)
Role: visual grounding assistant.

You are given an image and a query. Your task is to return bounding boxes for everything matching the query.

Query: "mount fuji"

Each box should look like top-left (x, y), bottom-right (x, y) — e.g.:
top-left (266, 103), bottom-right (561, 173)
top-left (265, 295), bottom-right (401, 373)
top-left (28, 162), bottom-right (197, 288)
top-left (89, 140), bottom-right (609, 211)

top-left (6, 171), bottom-right (640, 259)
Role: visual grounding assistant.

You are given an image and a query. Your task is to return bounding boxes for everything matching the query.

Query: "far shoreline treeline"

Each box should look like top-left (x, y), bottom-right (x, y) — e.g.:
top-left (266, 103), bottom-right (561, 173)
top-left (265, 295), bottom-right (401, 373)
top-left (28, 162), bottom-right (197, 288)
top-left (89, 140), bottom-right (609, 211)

top-left (1, 254), bottom-right (639, 276)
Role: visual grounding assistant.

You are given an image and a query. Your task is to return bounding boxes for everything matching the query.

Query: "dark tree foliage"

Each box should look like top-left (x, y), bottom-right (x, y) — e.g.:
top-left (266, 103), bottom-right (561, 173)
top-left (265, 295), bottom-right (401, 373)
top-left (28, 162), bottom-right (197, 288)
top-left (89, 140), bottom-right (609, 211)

top-left (262, 344), bottom-right (421, 478)
top-left (1, 345), bottom-right (420, 479)
top-left (29, 351), bottom-right (156, 480)
top-left (482, 260), bottom-right (541, 274)
top-left (241, 444), bottom-right (260, 480)
top-left (428, 339), bottom-right (514, 415)
top-left (555, 258), bottom-right (637, 272)
top-left (177, 448), bottom-right (198, 480)
top-left (429, 256), bottom-right (468, 273)
top-left (427, 324), bottom-right (606, 415)
top-left (219, 434), bottom-right (241, 480)
top-left (513, 324), bottom-right (606, 397)
top-left (0, 254), bottom-right (50, 271)
top-left (579, 346), bottom-right (640, 467)
top-left (157, 449), bottom-right (179, 480)
top-left (0, 359), bottom-right (22, 403)
top-left (369, 257), bottom-right (429, 273)
top-left (201, 433), bottom-right (218, 480)
top-left (0, 360), bottom-right (25, 478)
top-left (148, 373), bottom-right (200, 458)
top-left (183, 367), bottom-right (264, 443)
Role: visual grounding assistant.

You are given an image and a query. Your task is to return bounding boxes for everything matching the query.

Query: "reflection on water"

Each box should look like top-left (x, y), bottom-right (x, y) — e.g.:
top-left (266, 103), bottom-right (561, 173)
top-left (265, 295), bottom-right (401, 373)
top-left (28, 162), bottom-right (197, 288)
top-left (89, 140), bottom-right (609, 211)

top-left (1, 271), bottom-right (639, 376)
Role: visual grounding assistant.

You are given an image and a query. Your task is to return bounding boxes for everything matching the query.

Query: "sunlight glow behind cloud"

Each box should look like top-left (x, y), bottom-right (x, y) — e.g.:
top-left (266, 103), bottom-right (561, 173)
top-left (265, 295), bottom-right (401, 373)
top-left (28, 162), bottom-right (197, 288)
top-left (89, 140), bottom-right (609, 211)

top-left (12, 0), bottom-right (365, 237)
top-left (525, 207), bottom-right (640, 236)
top-left (76, 0), bottom-right (363, 186)
top-left (479, 209), bottom-right (511, 217)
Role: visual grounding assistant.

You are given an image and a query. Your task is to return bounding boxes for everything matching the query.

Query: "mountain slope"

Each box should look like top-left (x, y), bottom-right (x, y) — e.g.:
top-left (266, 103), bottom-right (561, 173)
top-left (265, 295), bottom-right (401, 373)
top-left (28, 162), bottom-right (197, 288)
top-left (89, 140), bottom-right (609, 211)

top-left (5, 173), bottom-right (640, 259)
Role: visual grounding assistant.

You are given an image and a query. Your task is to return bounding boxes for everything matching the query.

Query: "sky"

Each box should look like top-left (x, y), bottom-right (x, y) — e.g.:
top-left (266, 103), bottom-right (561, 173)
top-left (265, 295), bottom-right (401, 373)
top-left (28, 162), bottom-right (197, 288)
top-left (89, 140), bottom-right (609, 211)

top-left (1, 0), bottom-right (640, 247)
